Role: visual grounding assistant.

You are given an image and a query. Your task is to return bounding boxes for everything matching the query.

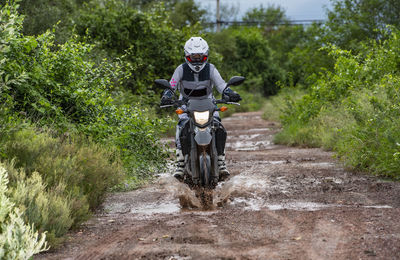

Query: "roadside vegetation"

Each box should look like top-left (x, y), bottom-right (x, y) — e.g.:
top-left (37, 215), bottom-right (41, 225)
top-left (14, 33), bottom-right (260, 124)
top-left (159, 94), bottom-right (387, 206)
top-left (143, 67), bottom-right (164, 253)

top-left (0, 0), bottom-right (278, 251)
top-left (1, 0), bottom-right (399, 255)
top-left (262, 0), bottom-right (400, 180)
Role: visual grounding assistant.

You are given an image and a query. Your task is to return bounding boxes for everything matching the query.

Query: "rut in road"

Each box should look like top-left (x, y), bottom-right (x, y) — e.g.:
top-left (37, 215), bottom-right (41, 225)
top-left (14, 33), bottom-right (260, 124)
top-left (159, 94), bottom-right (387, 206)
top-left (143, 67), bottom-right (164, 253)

top-left (39, 111), bottom-right (400, 260)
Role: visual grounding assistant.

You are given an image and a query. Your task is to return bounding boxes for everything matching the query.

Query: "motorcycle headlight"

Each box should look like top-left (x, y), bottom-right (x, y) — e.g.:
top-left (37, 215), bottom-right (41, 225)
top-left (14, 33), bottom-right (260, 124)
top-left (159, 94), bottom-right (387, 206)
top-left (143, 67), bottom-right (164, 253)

top-left (193, 111), bottom-right (210, 125)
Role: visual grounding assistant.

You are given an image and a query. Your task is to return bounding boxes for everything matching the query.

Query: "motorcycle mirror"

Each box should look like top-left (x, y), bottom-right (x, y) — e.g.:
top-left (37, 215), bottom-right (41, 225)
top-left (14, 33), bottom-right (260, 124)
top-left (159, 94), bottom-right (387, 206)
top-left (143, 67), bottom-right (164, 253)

top-left (226, 76), bottom-right (245, 87)
top-left (154, 79), bottom-right (172, 89)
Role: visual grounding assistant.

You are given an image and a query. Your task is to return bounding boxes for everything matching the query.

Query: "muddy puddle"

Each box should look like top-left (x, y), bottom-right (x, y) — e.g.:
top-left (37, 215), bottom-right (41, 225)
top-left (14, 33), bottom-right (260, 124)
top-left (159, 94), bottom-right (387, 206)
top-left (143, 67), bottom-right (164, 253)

top-left (130, 201), bottom-right (181, 215)
top-left (102, 148), bottom-right (385, 218)
top-left (225, 131), bottom-right (275, 151)
top-left (225, 140), bottom-right (273, 151)
top-left (118, 158), bottom-right (393, 217)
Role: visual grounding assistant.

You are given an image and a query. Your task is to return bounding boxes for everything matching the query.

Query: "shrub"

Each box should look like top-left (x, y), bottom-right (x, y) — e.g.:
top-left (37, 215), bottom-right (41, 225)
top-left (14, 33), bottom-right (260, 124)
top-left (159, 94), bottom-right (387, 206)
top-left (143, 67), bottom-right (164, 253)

top-left (262, 87), bottom-right (305, 122)
top-left (0, 0), bottom-right (169, 176)
top-left (278, 28), bottom-right (400, 179)
top-left (0, 165), bottom-right (48, 258)
top-left (4, 162), bottom-right (72, 247)
top-left (0, 127), bottom-right (124, 246)
top-left (3, 128), bottom-right (123, 211)
top-left (75, 0), bottom-right (194, 95)
top-left (209, 27), bottom-right (284, 97)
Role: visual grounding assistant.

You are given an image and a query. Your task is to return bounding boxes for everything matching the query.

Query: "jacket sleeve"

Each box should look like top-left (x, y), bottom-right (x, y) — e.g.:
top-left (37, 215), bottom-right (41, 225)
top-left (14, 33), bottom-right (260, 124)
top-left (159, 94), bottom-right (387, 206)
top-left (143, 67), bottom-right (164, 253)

top-left (169, 65), bottom-right (183, 92)
top-left (210, 64), bottom-right (227, 94)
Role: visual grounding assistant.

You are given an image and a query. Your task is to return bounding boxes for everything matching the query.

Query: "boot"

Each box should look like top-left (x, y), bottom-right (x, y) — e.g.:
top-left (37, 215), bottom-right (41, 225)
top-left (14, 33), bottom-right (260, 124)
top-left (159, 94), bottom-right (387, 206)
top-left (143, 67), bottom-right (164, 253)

top-left (218, 154), bottom-right (230, 180)
top-left (173, 149), bottom-right (185, 180)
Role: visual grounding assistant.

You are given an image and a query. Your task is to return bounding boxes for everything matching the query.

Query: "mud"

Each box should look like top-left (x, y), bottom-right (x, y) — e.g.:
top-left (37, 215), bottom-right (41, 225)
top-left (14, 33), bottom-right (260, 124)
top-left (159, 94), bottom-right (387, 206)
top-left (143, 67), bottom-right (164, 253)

top-left (38, 111), bottom-right (400, 260)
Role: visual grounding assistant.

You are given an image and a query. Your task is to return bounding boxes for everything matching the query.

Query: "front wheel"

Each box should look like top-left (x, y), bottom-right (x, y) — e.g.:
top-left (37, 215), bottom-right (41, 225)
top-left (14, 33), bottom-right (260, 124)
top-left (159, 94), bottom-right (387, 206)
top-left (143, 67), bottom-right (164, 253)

top-left (199, 151), bottom-right (211, 188)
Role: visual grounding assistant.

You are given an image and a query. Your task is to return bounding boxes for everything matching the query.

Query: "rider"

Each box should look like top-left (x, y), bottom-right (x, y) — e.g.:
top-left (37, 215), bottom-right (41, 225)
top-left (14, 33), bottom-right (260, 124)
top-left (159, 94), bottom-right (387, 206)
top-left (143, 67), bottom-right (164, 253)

top-left (160, 36), bottom-right (241, 180)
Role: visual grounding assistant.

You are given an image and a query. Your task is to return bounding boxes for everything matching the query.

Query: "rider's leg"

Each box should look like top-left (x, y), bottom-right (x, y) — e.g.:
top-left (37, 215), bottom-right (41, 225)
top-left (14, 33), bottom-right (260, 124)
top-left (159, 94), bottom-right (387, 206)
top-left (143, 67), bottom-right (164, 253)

top-left (174, 114), bottom-right (189, 179)
top-left (214, 116), bottom-right (230, 179)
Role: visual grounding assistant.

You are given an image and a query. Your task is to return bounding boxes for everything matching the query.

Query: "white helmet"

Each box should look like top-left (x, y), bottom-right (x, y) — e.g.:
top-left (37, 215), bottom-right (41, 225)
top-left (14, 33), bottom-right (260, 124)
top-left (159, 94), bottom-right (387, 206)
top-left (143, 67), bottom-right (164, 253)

top-left (184, 36), bottom-right (209, 72)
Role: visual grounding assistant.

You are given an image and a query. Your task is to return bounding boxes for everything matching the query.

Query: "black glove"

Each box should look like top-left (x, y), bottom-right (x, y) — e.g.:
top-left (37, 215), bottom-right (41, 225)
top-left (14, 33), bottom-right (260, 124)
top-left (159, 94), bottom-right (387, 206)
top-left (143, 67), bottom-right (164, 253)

top-left (160, 89), bottom-right (174, 106)
top-left (222, 88), bottom-right (242, 102)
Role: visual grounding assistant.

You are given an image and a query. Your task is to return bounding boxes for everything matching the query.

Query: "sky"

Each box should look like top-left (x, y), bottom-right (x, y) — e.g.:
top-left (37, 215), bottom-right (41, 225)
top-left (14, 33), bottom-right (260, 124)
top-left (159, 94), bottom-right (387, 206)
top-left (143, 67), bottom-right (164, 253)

top-left (195, 0), bottom-right (332, 21)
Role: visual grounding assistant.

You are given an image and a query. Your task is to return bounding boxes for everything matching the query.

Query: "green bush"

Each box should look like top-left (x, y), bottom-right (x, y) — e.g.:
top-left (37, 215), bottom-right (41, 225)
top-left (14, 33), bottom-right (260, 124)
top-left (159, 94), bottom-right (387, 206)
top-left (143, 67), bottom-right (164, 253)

top-left (0, 1), bottom-right (169, 175)
top-left (262, 87), bottom-right (305, 122)
top-left (4, 162), bottom-right (72, 247)
top-left (278, 28), bottom-right (400, 179)
top-left (75, 0), bottom-right (195, 96)
top-left (0, 165), bottom-right (48, 258)
top-left (0, 126), bottom-right (124, 246)
top-left (220, 87), bottom-right (265, 118)
top-left (3, 128), bottom-right (123, 211)
top-left (208, 27), bottom-right (284, 97)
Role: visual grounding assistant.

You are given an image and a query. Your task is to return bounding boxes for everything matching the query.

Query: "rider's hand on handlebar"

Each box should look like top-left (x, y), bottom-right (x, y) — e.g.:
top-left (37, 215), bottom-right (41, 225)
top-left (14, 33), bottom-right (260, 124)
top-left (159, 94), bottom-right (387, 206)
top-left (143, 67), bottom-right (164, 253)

top-left (160, 89), bottom-right (174, 106)
top-left (222, 88), bottom-right (242, 102)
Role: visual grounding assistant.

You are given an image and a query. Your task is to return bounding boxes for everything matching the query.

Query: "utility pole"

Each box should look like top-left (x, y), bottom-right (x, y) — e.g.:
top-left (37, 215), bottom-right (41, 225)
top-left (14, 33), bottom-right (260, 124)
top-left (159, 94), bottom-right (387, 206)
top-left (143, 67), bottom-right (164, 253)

top-left (216, 0), bottom-right (220, 32)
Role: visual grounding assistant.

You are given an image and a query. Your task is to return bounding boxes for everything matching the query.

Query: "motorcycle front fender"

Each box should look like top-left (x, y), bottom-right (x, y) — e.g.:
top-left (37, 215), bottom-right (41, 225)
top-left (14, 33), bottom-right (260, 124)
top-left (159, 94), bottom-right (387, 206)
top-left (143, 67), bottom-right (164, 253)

top-left (194, 128), bottom-right (212, 145)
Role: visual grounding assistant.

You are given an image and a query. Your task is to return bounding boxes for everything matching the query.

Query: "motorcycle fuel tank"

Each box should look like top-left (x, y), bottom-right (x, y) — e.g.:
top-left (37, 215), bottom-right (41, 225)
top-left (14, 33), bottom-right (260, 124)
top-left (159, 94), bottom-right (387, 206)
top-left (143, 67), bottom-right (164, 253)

top-left (194, 127), bottom-right (212, 145)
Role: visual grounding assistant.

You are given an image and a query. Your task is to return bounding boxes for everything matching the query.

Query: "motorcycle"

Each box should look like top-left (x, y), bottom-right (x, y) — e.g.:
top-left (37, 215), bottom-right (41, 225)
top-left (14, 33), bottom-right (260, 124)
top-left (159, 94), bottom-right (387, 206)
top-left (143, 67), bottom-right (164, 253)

top-left (155, 76), bottom-right (245, 197)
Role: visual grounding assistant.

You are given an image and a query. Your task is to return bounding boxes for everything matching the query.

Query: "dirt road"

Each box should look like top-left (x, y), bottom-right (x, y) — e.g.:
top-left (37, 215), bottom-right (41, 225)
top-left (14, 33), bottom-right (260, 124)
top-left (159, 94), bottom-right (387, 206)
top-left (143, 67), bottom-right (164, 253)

top-left (39, 112), bottom-right (400, 260)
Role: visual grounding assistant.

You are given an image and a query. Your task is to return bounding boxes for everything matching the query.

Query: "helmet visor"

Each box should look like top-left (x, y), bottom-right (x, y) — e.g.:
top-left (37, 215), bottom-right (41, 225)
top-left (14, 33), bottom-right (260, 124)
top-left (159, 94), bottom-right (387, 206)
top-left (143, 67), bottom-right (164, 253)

top-left (186, 53), bottom-right (208, 64)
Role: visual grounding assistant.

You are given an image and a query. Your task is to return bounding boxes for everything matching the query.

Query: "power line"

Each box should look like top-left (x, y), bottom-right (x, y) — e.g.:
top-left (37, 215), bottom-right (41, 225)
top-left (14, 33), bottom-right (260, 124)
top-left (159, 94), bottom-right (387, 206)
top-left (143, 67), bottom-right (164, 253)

top-left (204, 19), bottom-right (325, 26)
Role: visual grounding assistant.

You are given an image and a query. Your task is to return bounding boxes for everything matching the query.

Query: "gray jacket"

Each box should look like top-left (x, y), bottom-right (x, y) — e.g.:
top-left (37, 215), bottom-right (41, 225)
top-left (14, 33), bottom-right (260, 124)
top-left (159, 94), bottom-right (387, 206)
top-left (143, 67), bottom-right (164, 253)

top-left (169, 63), bottom-right (227, 101)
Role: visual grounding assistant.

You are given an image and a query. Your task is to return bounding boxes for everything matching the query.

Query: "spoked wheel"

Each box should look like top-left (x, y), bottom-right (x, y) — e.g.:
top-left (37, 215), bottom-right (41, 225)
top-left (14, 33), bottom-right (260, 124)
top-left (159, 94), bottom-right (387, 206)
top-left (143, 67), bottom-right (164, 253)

top-left (198, 145), bottom-right (215, 188)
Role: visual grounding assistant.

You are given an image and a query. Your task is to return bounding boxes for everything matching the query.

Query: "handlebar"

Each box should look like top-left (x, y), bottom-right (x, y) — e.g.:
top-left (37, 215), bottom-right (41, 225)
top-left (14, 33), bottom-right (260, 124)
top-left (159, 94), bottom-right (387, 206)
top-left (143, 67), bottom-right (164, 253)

top-left (159, 100), bottom-right (185, 108)
top-left (215, 99), bottom-right (241, 106)
top-left (160, 99), bottom-right (240, 109)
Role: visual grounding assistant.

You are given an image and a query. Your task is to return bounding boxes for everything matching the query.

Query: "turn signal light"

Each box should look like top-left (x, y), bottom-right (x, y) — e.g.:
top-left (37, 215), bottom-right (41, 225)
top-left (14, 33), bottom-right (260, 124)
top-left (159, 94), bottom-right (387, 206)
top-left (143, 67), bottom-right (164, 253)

top-left (220, 106), bottom-right (228, 112)
top-left (175, 108), bottom-right (184, 115)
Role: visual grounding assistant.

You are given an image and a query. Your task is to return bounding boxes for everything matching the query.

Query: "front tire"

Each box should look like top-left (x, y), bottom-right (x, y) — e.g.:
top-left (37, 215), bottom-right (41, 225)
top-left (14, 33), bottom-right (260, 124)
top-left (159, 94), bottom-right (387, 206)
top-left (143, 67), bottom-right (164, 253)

top-left (199, 152), bottom-right (211, 187)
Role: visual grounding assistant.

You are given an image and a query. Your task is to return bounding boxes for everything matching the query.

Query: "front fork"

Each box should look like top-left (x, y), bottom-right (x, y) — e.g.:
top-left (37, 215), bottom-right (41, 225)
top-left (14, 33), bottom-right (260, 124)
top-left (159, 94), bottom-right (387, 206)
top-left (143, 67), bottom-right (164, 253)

top-left (211, 130), bottom-right (219, 182)
top-left (189, 121), bottom-right (219, 186)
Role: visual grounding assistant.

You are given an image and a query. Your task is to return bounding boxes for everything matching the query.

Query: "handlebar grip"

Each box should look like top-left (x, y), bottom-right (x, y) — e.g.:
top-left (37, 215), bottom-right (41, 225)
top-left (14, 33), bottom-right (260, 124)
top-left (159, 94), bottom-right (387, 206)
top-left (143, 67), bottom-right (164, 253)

top-left (160, 105), bottom-right (174, 108)
top-left (227, 102), bottom-right (241, 106)
top-left (215, 99), bottom-right (227, 104)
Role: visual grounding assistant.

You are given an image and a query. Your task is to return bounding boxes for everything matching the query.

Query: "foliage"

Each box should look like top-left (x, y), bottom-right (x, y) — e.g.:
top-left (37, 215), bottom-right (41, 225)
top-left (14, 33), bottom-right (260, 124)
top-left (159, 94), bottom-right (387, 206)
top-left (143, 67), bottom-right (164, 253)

top-left (4, 161), bottom-right (72, 247)
top-left (277, 28), bottom-right (400, 179)
top-left (0, 165), bottom-right (48, 258)
top-left (325, 0), bottom-right (400, 50)
top-left (208, 27), bottom-right (284, 97)
top-left (243, 4), bottom-right (288, 26)
top-left (262, 87), bottom-right (306, 122)
top-left (0, 0), bottom-right (168, 175)
top-left (3, 128), bottom-right (123, 212)
top-left (17, 0), bottom-right (75, 35)
top-left (169, 0), bottom-right (207, 29)
top-left (75, 0), bottom-right (195, 96)
top-left (0, 127), bottom-right (123, 246)
top-left (220, 87), bottom-right (265, 118)
top-left (239, 5), bottom-right (333, 88)
top-left (1, 0), bottom-right (171, 248)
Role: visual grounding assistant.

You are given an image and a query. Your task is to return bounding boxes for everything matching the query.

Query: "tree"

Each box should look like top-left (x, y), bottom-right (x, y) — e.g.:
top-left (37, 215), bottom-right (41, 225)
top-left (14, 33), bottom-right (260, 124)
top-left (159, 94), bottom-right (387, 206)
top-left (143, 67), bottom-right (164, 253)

top-left (75, 0), bottom-right (195, 94)
top-left (16, 0), bottom-right (83, 36)
top-left (243, 4), bottom-right (288, 27)
top-left (325, 0), bottom-right (400, 49)
top-left (169, 0), bottom-right (207, 28)
top-left (209, 27), bottom-right (284, 96)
